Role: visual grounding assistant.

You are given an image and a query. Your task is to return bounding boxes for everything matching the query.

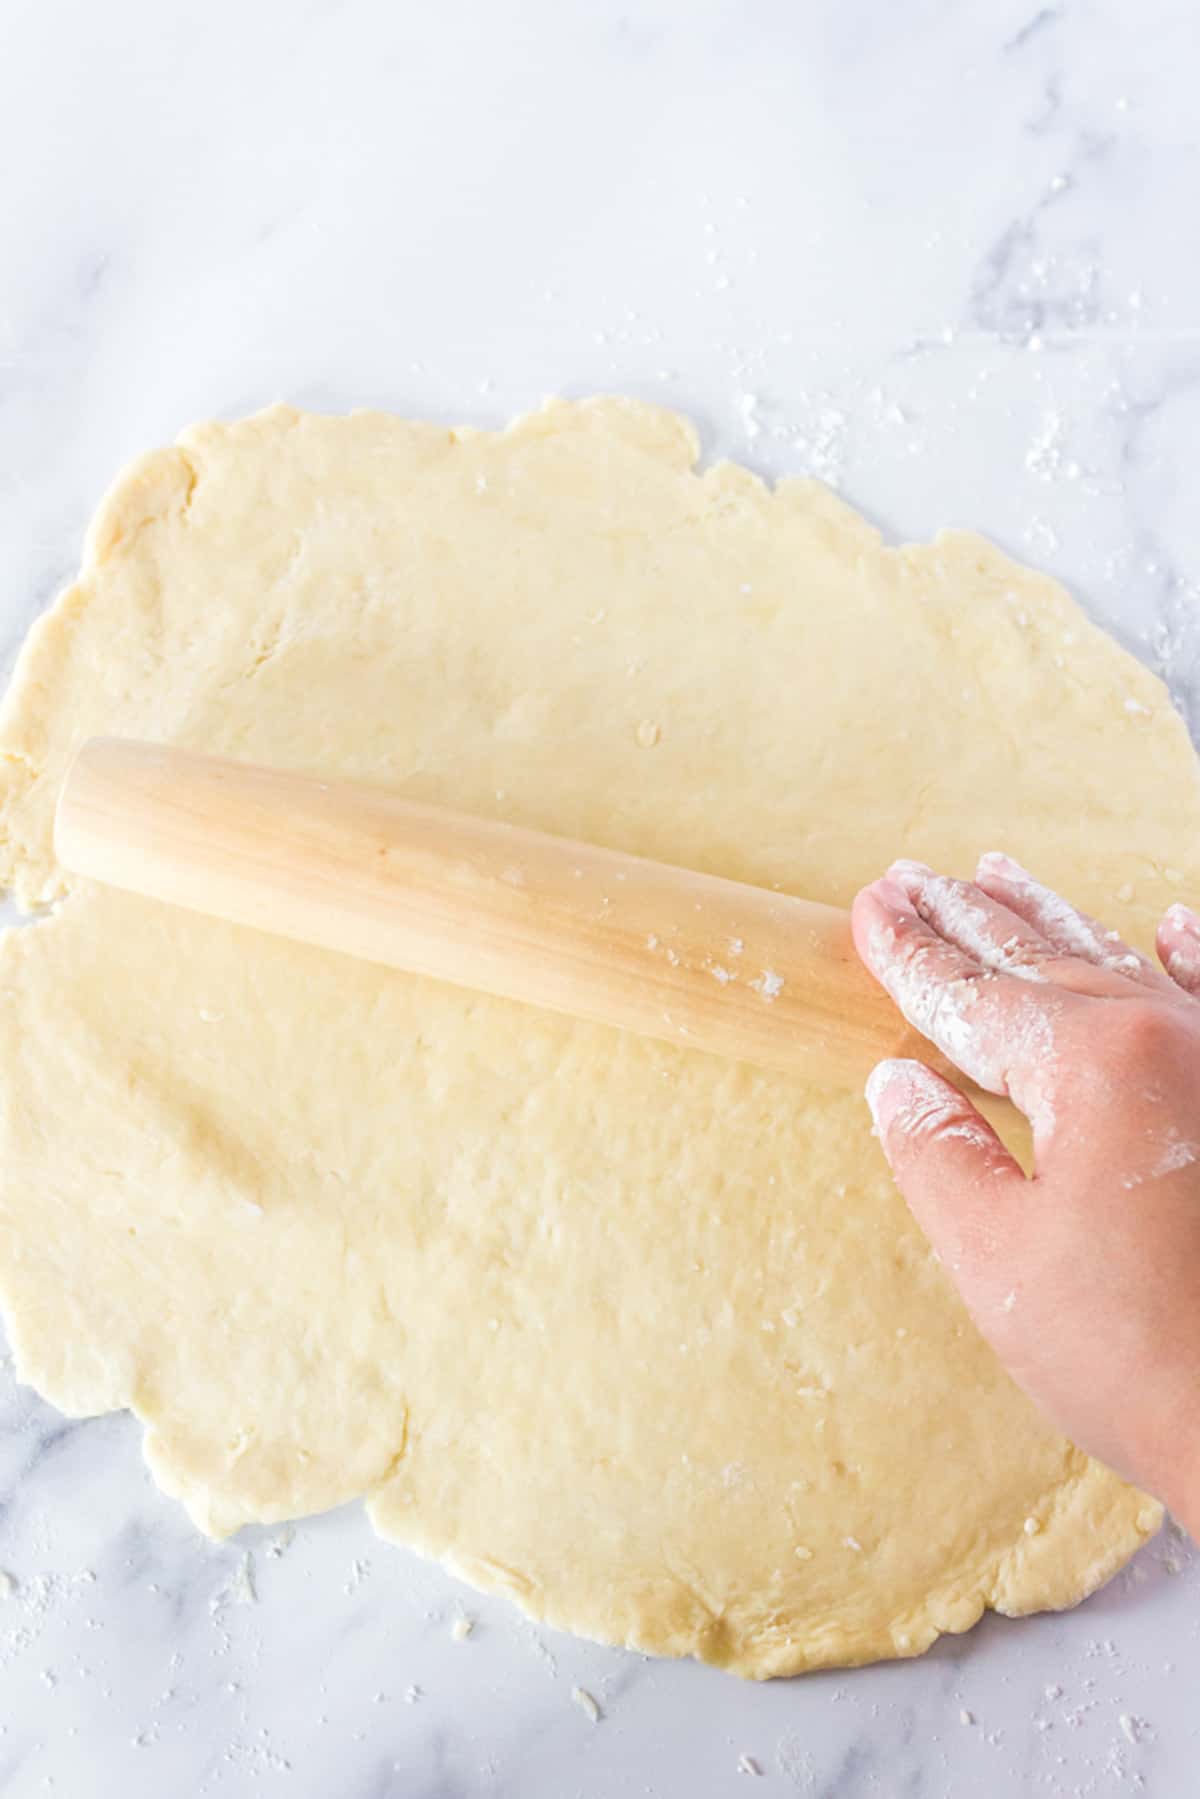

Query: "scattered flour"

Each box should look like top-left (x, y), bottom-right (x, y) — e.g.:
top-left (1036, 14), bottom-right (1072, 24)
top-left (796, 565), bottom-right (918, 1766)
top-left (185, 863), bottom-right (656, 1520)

top-left (1151, 1136), bottom-right (1200, 1178)
top-left (738, 393), bottom-right (763, 441)
top-left (343, 1557), bottom-right (370, 1595)
top-left (976, 852), bottom-right (1145, 976)
top-left (867, 901), bottom-right (1060, 1115)
top-left (890, 862), bottom-right (1048, 982)
top-left (865, 1059), bottom-right (997, 1160)
top-left (210, 1552), bottom-right (257, 1616)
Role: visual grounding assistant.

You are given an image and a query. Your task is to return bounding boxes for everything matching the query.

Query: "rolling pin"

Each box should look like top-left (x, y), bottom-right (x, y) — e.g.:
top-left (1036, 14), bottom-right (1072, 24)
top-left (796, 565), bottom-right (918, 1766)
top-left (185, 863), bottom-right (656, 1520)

top-left (54, 738), bottom-right (951, 1093)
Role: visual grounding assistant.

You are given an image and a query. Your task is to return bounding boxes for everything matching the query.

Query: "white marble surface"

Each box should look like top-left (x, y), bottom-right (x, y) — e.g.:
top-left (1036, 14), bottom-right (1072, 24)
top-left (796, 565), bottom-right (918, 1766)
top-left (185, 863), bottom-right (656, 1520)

top-left (1, 1), bottom-right (1199, 1793)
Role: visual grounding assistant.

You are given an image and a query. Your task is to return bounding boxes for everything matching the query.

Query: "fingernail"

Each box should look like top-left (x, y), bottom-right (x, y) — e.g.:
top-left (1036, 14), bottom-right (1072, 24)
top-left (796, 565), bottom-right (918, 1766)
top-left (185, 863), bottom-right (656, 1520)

top-left (887, 858), bottom-right (932, 896)
top-left (978, 850), bottom-right (1030, 883)
top-left (874, 873), bottom-right (918, 910)
top-left (865, 1059), bottom-right (905, 1129)
top-left (866, 1056), bottom-right (936, 1126)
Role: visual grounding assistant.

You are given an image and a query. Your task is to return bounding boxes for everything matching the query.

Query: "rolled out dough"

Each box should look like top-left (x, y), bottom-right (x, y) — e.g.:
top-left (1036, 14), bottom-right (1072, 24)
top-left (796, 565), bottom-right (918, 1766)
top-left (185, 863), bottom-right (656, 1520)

top-left (0, 399), bottom-right (1189, 1677)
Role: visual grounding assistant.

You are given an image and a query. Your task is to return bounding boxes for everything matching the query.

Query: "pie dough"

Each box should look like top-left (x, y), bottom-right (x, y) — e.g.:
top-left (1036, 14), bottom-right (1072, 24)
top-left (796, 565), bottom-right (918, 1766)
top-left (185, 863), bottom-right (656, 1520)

top-left (0, 399), bottom-right (1187, 1677)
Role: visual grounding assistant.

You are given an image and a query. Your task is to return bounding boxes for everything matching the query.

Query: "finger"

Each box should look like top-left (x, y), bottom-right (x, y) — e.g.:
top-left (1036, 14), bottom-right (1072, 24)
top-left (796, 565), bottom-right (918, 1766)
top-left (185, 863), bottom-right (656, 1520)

top-left (1157, 903), bottom-right (1200, 997)
top-left (865, 1058), bottom-right (1028, 1322)
top-left (888, 858), bottom-right (1059, 982)
top-left (853, 875), bottom-right (1069, 1109)
top-left (975, 852), bottom-right (1173, 994)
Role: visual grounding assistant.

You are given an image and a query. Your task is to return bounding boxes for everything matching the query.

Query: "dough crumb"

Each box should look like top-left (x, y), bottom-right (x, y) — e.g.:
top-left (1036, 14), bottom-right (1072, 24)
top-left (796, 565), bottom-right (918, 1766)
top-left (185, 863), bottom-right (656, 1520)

top-left (737, 1753), bottom-right (763, 1775)
top-left (0, 1570), bottom-right (15, 1598)
top-left (1023, 1516), bottom-right (1041, 1536)
top-left (635, 720), bottom-right (661, 748)
top-left (451, 1614), bottom-right (474, 1641)
top-left (1119, 1714), bottom-right (1141, 1744)
top-left (572, 1685), bottom-right (602, 1723)
top-left (793, 1546), bottom-right (813, 1561)
top-left (960, 1709), bottom-right (975, 1726)
top-left (404, 1685), bottom-right (421, 1704)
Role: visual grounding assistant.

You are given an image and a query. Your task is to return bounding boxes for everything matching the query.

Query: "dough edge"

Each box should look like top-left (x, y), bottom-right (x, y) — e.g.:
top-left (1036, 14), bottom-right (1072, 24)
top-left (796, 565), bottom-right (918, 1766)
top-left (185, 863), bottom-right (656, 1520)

top-left (382, 1456), bottom-right (1161, 1678)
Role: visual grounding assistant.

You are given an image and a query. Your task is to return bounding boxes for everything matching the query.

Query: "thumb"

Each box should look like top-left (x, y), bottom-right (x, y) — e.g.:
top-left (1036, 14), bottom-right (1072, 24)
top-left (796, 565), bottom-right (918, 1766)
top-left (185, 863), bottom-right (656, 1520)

top-left (865, 1058), bottom-right (1027, 1311)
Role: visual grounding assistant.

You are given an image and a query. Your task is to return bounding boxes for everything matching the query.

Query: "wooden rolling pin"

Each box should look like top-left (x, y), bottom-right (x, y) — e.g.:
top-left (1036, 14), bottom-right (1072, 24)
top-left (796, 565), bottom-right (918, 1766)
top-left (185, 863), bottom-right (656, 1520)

top-left (54, 738), bottom-right (950, 1092)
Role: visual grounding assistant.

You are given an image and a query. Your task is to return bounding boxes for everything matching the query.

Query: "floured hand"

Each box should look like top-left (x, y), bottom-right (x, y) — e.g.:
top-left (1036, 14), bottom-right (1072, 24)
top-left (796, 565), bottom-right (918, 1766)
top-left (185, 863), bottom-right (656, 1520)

top-left (854, 854), bottom-right (1200, 1540)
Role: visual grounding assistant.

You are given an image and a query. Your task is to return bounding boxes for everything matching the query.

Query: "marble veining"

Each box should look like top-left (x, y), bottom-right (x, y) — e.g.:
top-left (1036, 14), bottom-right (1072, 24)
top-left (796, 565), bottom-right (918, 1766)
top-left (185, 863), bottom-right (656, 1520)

top-left (1, 0), bottom-right (1198, 1792)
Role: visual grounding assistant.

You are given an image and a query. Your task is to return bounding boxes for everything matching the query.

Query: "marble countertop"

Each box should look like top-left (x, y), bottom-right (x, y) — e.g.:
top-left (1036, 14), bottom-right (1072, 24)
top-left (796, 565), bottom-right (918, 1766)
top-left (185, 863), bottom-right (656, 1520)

top-left (2, 1), bottom-right (1198, 1792)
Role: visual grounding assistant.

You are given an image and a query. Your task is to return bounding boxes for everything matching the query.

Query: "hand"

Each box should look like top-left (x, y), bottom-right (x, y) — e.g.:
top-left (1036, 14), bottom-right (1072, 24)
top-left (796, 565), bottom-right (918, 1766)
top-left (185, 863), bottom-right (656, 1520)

top-left (853, 852), bottom-right (1200, 1540)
